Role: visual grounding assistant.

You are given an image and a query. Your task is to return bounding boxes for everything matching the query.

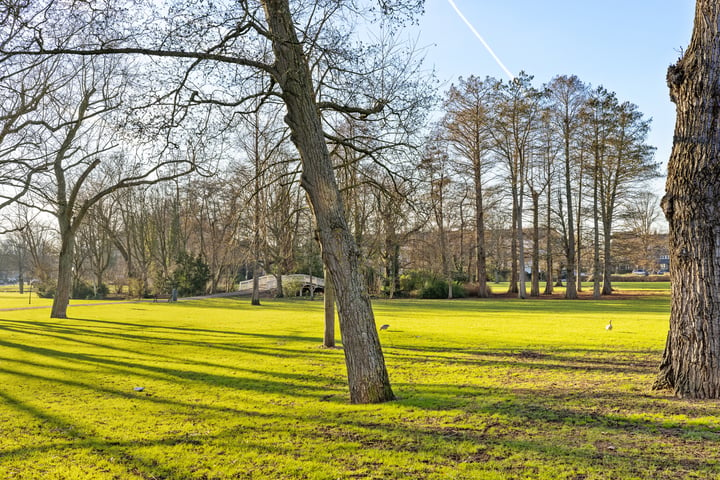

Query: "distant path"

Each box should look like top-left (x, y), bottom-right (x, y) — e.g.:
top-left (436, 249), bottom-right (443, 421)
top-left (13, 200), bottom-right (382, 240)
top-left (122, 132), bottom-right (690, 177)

top-left (0, 277), bottom-right (324, 312)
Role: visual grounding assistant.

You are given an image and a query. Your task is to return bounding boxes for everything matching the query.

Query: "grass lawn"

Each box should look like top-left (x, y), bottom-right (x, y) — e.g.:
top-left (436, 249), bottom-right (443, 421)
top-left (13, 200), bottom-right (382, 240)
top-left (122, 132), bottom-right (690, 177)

top-left (0, 285), bottom-right (718, 479)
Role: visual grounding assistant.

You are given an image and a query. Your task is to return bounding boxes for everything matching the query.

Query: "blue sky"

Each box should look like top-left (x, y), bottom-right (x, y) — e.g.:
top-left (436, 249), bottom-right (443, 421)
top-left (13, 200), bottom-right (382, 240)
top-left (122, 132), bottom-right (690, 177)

top-left (414, 0), bottom-right (696, 188)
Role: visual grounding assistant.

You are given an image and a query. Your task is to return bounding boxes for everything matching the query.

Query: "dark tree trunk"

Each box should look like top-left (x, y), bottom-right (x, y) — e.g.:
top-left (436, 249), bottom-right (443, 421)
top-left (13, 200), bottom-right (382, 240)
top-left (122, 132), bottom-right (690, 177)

top-left (263, 0), bottom-right (394, 403)
top-left (654, 0), bottom-right (720, 398)
top-left (274, 273), bottom-right (284, 298)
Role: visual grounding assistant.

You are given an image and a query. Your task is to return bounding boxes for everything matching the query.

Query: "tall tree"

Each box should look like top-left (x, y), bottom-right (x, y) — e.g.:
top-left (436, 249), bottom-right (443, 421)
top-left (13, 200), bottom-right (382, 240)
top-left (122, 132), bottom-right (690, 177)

top-left (654, 0), bottom-right (720, 398)
top-left (490, 73), bottom-right (544, 299)
top-left (598, 100), bottom-right (657, 295)
top-left (420, 131), bottom-right (454, 298)
top-left (0, 0), bottom-right (431, 403)
top-left (443, 75), bottom-right (496, 297)
top-left (546, 75), bottom-right (588, 299)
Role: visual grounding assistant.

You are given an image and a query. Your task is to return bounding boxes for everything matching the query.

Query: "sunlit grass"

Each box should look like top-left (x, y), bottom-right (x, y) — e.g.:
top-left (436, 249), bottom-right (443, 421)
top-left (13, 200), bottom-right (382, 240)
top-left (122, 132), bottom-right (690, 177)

top-left (0, 286), bottom-right (718, 479)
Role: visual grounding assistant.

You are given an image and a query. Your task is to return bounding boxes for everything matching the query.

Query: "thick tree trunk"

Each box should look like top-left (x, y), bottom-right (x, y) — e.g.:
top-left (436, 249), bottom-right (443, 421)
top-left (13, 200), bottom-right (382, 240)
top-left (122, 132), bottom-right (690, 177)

top-left (654, 0), bottom-right (720, 398)
top-left (263, 0), bottom-right (394, 403)
top-left (51, 227), bottom-right (74, 319)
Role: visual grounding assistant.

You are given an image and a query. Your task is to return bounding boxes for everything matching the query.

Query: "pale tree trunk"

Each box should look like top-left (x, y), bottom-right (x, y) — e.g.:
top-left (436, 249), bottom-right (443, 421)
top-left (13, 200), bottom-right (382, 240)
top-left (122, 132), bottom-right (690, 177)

top-left (474, 161), bottom-right (489, 297)
top-left (516, 152), bottom-right (527, 300)
top-left (323, 266), bottom-right (335, 348)
top-left (564, 134), bottom-right (578, 299)
top-left (575, 159), bottom-right (584, 292)
top-left (544, 186), bottom-right (554, 295)
top-left (654, 0), bottom-right (720, 398)
top-left (263, 0), bottom-right (394, 403)
top-left (508, 188), bottom-right (519, 294)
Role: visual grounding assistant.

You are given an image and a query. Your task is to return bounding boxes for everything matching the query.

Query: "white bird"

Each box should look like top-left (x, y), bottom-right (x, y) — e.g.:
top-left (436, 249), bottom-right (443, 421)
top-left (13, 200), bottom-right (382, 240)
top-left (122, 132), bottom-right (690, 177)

top-left (606, 320), bottom-right (613, 331)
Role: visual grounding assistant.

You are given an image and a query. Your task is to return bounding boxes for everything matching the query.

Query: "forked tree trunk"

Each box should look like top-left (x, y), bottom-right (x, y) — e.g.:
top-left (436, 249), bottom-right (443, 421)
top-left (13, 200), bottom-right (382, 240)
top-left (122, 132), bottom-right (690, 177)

top-left (262, 0), bottom-right (394, 403)
top-left (654, 0), bottom-right (720, 398)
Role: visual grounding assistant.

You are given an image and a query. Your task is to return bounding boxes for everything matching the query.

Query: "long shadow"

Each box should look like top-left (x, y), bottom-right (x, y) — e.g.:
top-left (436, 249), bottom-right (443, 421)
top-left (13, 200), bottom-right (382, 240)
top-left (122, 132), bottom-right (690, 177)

top-left (385, 345), bottom-right (661, 376)
top-left (0, 338), bottom-right (344, 402)
top-left (0, 316), bottom-right (322, 343)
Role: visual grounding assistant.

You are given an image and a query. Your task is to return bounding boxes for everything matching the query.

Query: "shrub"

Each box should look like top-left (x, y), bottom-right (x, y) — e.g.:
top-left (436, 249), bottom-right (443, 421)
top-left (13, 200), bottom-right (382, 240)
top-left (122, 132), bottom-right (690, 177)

top-left (283, 278), bottom-right (305, 297)
top-left (36, 282), bottom-right (56, 298)
top-left (419, 278), bottom-right (467, 299)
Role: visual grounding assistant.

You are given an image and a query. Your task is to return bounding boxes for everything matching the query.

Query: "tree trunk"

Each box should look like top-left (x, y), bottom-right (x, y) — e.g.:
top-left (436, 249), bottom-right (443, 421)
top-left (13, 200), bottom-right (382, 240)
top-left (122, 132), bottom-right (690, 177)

top-left (262, 0), bottom-right (394, 403)
top-left (564, 133), bottom-right (577, 299)
top-left (544, 185), bottom-right (554, 295)
top-left (654, 0), bottom-right (720, 398)
top-left (474, 162), bottom-right (489, 297)
top-left (593, 161), bottom-right (602, 299)
top-left (530, 190), bottom-right (540, 297)
top-left (251, 265), bottom-right (261, 306)
top-left (323, 266), bottom-right (335, 348)
top-left (508, 187), bottom-right (519, 295)
top-left (575, 164), bottom-right (583, 293)
top-left (51, 225), bottom-right (74, 319)
top-left (274, 273), bottom-right (284, 298)
top-left (602, 216), bottom-right (613, 295)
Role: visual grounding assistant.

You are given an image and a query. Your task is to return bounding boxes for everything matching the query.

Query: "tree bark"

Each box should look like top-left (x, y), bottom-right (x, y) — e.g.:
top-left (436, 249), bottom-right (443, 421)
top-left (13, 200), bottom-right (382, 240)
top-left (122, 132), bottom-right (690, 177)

top-left (323, 266), bottom-right (335, 348)
top-left (51, 218), bottom-right (74, 319)
top-left (654, 0), bottom-right (720, 398)
top-left (262, 0), bottom-right (394, 403)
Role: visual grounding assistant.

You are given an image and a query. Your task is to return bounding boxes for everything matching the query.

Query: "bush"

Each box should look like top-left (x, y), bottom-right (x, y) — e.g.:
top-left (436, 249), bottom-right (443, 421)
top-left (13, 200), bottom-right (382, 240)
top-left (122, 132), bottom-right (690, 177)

top-left (283, 279), bottom-right (305, 297)
top-left (399, 270), bottom-right (467, 298)
top-left (36, 282), bottom-right (56, 298)
top-left (419, 278), bottom-right (467, 299)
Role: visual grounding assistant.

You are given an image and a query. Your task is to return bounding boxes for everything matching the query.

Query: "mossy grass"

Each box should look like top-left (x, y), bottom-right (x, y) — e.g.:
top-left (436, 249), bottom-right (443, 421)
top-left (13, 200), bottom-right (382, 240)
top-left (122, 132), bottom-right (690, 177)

top-left (0, 285), bottom-right (717, 479)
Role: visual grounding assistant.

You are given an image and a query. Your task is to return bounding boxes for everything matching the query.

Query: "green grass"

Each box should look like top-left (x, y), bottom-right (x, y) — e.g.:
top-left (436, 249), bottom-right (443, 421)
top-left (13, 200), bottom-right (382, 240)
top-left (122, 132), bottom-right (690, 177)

top-left (0, 286), bottom-right (718, 479)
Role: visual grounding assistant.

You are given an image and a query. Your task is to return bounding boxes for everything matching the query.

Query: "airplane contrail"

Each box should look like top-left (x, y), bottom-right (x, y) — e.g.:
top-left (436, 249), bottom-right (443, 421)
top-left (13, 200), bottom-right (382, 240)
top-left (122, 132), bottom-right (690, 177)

top-left (446, 0), bottom-right (515, 81)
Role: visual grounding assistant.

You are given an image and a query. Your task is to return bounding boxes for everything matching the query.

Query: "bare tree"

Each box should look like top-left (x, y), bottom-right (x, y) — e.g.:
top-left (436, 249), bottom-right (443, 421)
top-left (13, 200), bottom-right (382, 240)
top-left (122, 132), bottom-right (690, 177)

top-left (546, 75), bottom-right (588, 299)
top-left (443, 75), bottom-right (496, 297)
top-left (654, 0), bottom-right (720, 398)
top-left (1, 0), bottom-right (429, 402)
